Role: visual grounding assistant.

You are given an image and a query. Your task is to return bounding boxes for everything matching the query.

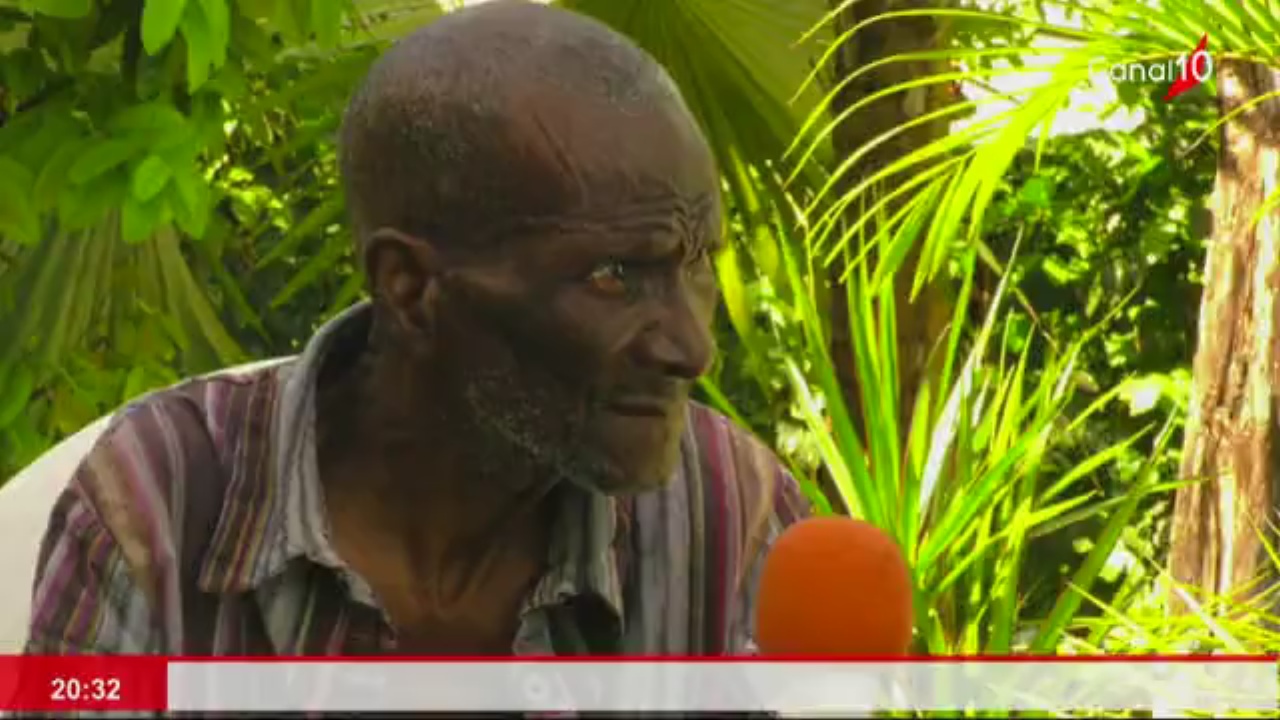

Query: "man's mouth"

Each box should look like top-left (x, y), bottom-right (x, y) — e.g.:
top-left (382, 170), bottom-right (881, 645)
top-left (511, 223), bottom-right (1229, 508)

top-left (606, 395), bottom-right (680, 417)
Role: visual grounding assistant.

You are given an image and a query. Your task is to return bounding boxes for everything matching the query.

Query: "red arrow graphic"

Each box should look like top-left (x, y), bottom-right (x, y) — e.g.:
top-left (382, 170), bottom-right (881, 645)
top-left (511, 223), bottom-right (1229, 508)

top-left (1164, 34), bottom-right (1209, 101)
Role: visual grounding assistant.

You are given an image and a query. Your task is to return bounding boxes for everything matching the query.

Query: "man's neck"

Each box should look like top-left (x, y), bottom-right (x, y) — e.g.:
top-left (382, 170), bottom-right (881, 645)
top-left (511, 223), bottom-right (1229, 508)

top-left (314, 342), bottom-right (557, 573)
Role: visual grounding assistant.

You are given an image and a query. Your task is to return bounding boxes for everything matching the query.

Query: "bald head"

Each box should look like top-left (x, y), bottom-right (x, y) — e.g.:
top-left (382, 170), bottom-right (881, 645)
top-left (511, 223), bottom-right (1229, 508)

top-left (339, 1), bottom-right (718, 252)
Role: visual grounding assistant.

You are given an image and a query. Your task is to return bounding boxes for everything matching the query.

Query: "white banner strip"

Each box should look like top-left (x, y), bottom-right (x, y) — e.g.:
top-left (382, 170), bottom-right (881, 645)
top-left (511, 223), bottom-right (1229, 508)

top-left (167, 660), bottom-right (1278, 713)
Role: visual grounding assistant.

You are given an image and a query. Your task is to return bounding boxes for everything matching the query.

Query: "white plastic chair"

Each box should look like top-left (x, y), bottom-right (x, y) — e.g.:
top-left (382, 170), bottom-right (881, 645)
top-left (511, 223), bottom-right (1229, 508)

top-left (0, 359), bottom-right (290, 653)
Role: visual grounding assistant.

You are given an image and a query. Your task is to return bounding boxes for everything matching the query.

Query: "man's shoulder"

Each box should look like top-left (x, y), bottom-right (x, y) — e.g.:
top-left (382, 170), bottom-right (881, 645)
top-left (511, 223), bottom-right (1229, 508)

top-left (683, 401), bottom-right (810, 527)
top-left (685, 401), bottom-right (789, 482)
top-left (23, 362), bottom-right (290, 617)
top-left (105, 361), bottom-right (289, 459)
top-left (63, 362), bottom-right (290, 542)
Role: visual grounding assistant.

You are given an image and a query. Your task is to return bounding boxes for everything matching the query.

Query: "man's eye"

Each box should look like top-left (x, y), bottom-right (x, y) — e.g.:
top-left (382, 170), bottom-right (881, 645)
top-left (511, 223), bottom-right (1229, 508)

top-left (586, 261), bottom-right (629, 295)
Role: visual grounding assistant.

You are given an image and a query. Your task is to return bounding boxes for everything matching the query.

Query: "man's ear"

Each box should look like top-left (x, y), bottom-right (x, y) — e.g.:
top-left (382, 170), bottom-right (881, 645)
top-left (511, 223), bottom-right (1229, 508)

top-left (364, 228), bottom-right (443, 339)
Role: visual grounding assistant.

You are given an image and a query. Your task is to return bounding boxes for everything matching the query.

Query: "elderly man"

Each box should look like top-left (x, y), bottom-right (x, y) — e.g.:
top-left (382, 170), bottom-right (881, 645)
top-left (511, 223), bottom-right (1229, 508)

top-left (25, 1), bottom-right (807, 657)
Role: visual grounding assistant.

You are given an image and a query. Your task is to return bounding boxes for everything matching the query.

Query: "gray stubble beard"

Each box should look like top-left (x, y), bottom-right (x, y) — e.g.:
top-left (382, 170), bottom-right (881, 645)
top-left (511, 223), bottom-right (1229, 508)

top-left (461, 365), bottom-right (622, 496)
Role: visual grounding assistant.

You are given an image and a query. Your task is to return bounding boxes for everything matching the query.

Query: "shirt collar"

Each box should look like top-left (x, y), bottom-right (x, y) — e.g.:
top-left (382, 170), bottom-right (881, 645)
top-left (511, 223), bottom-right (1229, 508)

top-left (198, 301), bottom-right (626, 623)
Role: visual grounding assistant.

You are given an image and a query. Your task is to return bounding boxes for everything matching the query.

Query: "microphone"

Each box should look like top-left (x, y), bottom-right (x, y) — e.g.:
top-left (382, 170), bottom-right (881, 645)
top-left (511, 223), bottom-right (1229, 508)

top-left (754, 516), bottom-right (914, 657)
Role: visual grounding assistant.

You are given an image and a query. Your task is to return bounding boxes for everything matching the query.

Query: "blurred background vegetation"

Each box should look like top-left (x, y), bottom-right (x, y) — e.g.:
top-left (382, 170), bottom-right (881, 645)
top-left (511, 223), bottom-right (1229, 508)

top-left (2, 0), bottom-right (1279, 660)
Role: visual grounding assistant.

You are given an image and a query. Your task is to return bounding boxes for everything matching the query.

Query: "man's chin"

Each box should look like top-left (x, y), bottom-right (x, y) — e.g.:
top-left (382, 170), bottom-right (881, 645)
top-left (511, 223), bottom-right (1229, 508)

top-left (467, 398), bottom-right (686, 495)
top-left (559, 446), bottom-right (683, 496)
top-left (575, 469), bottom-right (677, 496)
top-left (575, 408), bottom-right (687, 494)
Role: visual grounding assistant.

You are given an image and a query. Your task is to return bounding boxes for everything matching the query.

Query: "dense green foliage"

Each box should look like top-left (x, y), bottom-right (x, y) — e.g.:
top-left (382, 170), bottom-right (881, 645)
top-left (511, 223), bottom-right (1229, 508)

top-left (3, 0), bottom-right (1280, 661)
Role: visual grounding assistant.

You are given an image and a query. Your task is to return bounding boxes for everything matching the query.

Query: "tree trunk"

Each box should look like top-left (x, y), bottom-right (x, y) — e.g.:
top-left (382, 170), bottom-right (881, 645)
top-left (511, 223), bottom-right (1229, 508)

top-left (1169, 60), bottom-right (1280, 610)
top-left (826, 0), bottom-right (953, 450)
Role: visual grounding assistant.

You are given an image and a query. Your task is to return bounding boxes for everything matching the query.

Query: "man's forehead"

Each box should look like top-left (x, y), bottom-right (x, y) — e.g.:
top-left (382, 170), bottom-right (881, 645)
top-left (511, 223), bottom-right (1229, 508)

top-left (506, 187), bottom-right (718, 235)
top-left (497, 91), bottom-right (717, 207)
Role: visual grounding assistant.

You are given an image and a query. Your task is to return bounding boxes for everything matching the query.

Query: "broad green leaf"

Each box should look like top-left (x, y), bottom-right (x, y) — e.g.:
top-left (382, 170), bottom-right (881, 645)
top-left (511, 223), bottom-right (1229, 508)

top-left (32, 0), bottom-right (92, 19)
top-left (132, 155), bottom-right (173, 202)
top-left (204, 62), bottom-right (249, 104)
top-left (170, 168), bottom-right (211, 239)
top-left (33, 139), bottom-right (88, 211)
top-left (181, 0), bottom-right (214, 90)
top-left (142, 0), bottom-right (189, 55)
top-left (69, 139), bottom-right (139, 185)
top-left (199, 0), bottom-right (231, 66)
top-left (108, 102), bottom-right (189, 135)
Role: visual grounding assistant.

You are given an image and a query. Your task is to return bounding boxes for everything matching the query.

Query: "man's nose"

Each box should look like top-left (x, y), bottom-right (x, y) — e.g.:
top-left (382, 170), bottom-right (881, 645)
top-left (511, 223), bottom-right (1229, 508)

top-left (632, 298), bottom-right (716, 380)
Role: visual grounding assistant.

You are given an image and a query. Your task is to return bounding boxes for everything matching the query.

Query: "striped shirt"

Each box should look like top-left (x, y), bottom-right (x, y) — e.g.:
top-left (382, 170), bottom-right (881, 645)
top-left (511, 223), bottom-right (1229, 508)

top-left (24, 302), bottom-right (809, 658)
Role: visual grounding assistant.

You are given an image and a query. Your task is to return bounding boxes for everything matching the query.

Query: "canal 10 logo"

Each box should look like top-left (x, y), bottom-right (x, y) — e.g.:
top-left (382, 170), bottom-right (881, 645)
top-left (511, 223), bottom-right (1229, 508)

top-left (1088, 34), bottom-right (1212, 102)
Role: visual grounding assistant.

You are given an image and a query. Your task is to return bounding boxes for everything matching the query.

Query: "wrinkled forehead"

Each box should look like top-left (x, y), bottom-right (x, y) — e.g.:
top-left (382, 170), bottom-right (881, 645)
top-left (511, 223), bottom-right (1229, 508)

top-left (495, 83), bottom-right (721, 230)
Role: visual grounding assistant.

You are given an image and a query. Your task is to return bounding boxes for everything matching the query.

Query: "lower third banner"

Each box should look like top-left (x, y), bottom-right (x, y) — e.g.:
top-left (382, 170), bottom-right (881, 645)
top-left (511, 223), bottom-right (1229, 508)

top-left (2, 656), bottom-right (1276, 714)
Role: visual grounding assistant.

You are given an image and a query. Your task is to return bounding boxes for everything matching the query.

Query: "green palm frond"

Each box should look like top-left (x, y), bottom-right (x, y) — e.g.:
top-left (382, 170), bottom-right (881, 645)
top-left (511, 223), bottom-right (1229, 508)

top-left (558, 0), bottom-right (831, 218)
top-left (0, 222), bottom-right (244, 378)
top-left (801, 0), bottom-right (1280, 287)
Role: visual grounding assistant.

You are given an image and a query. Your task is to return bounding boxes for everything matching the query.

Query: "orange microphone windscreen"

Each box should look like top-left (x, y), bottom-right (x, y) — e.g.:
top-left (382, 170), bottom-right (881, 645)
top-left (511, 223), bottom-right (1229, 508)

top-left (754, 516), bottom-right (914, 657)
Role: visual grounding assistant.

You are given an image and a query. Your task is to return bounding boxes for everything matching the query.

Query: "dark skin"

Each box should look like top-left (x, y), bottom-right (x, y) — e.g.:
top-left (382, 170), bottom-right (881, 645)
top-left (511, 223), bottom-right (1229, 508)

top-left (315, 68), bottom-right (722, 653)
